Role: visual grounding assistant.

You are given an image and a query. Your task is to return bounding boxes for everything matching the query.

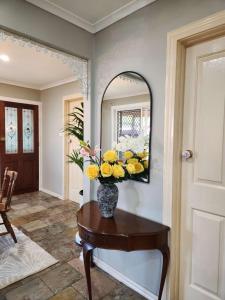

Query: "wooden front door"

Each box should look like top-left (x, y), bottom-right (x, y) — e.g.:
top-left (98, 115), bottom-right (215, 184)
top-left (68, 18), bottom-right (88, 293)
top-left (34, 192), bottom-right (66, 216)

top-left (0, 101), bottom-right (39, 194)
top-left (180, 35), bottom-right (225, 299)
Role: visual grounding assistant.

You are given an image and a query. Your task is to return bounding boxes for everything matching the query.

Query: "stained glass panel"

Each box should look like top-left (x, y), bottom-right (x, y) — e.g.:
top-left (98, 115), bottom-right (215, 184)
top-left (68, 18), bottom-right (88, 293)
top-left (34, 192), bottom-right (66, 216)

top-left (22, 109), bottom-right (34, 153)
top-left (5, 107), bottom-right (18, 154)
top-left (116, 109), bottom-right (142, 141)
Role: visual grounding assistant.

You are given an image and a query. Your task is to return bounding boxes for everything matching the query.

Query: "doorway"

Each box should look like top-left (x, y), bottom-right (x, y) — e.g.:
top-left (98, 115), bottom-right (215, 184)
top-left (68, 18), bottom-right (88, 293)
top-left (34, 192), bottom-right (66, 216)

top-left (63, 95), bottom-right (83, 204)
top-left (0, 101), bottom-right (39, 194)
top-left (180, 35), bottom-right (225, 300)
top-left (163, 11), bottom-right (225, 300)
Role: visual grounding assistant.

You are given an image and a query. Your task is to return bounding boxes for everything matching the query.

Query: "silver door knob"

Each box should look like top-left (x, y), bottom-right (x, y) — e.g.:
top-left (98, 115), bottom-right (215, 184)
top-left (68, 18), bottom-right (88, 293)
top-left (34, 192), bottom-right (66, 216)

top-left (182, 150), bottom-right (193, 160)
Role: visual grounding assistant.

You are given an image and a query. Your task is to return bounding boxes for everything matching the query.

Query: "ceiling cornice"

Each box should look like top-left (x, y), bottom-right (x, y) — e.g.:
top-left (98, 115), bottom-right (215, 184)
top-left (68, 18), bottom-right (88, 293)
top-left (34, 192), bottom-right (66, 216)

top-left (94, 0), bottom-right (156, 32)
top-left (0, 77), bottom-right (77, 91)
top-left (26, 0), bottom-right (156, 33)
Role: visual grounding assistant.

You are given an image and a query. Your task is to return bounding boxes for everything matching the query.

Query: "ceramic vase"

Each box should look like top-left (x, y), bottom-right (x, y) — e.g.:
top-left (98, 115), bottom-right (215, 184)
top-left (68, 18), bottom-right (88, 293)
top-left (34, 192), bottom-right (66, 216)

top-left (97, 183), bottom-right (118, 218)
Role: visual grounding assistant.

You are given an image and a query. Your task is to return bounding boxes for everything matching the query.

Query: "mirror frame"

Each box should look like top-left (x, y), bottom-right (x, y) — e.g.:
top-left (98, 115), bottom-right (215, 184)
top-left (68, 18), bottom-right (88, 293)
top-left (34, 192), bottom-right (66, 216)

top-left (100, 71), bottom-right (153, 183)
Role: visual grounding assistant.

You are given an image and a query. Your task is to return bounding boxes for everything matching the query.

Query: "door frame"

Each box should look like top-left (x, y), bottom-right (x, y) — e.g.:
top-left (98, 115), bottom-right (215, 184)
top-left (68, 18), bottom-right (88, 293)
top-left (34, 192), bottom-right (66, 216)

top-left (0, 96), bottom-right (42, 190)
top-left (163, 10), bottom-right (225, 300)
top-left (63, 93), bottom-right (83, 201)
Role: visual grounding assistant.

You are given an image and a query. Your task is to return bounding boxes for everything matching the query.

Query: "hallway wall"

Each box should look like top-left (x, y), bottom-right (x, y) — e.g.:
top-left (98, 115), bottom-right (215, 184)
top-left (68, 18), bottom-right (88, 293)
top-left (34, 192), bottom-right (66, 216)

top-left (92, 0), bottom-right (225, 296)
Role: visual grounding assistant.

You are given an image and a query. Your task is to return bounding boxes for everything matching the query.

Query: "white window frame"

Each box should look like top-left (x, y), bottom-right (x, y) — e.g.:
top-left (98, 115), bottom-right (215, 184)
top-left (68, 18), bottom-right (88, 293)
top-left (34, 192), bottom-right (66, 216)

top-left (111, 102), bottom-right (149, 147)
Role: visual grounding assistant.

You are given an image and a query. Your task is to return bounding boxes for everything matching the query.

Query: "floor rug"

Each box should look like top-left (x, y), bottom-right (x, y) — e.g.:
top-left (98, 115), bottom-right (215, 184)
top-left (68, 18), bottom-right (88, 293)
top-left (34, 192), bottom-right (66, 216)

top-left (0, 219), bottom-right (58, 289)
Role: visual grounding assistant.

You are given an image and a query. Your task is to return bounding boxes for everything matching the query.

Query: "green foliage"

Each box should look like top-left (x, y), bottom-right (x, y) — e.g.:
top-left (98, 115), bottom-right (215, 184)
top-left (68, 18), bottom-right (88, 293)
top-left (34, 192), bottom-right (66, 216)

top-left (64, 102), bottom-right (84, 141)
top-left (68, 150), bottom-right (83, 171)
top-left (64, 102), bottom-right (84, 171)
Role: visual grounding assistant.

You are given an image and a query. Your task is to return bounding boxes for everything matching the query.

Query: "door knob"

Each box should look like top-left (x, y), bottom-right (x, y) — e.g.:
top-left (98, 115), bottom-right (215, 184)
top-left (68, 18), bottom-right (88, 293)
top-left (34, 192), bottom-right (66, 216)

top-left (182, 150), bottom-right (193, 160)
top-left (0, 137), bottom-right (5, 142)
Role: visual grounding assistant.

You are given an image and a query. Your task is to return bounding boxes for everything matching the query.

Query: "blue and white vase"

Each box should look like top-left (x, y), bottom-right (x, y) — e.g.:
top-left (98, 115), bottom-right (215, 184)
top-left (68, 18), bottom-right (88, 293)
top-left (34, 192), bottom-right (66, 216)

top-left (97, 183), bottom-right (118, 218)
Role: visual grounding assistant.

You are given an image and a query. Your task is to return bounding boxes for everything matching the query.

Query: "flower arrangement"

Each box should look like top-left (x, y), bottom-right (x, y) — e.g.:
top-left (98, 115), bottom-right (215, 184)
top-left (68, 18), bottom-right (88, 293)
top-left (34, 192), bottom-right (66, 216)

top-left (80, 141), bottom-right (149, 184)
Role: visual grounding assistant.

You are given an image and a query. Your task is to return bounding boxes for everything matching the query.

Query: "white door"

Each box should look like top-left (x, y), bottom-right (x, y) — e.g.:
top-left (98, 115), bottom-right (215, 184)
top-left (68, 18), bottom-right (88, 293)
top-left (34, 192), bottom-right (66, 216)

top-left (180, 36), bottom-right (225, 300)
top-left (68, 99), bottom-right (83, 203)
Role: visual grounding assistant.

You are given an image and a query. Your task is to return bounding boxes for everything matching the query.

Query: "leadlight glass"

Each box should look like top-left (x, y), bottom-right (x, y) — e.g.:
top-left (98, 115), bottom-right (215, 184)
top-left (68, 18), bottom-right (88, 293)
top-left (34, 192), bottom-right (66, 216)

top-left (5, 107), bottom-right (18, 154)
top-left (22, 109), bottom-right (34, 153)
top-left (117, 109), bottom-right (142, 141)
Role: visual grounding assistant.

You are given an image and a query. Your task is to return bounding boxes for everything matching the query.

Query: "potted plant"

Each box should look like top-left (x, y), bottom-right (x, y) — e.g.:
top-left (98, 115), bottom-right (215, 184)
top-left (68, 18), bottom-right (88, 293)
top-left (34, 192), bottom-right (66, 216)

top-left (64, 102), bottom-right (84, 204)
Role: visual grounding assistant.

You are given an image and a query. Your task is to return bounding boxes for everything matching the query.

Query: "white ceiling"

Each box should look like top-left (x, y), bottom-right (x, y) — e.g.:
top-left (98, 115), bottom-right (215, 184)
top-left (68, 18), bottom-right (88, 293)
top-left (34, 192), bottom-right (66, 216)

top-left (26, 0), bottom-right (156, 33)
top-left (104, 74), bottom-right (149, 100)
top-left (0, 39), bottom-right (75, 90)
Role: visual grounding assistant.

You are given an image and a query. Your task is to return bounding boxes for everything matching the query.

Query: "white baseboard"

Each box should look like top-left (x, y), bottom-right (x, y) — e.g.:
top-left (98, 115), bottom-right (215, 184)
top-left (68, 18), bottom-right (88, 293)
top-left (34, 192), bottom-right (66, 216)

top-left (39, 187), bottom-right (63, 200)
top-left (93, 256), bottom-right (158, 300)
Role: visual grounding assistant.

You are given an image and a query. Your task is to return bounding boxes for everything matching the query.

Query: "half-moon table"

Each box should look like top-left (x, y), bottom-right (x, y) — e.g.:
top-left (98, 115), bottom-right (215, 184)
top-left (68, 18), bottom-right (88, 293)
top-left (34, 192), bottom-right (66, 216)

top-left (77, 201), bottom-right (170, 300)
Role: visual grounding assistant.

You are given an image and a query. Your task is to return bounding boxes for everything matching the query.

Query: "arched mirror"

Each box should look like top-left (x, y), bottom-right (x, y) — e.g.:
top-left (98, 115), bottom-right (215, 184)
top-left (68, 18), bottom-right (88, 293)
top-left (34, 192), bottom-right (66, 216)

top-left (100, 72), bottom-right (152, 183)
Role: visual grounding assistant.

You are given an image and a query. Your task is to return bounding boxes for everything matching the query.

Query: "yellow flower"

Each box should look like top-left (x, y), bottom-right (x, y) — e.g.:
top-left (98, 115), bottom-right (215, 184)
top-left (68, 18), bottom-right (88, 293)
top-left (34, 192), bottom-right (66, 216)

top-left (133, 162), bottom-right (144, 174)
top-left (137, 151), bottom-right (148, 159)
top-left (143, 160), bottom-right (149, 169)
top-left (127, 158), bottom-right (139, 164)
top-left (112, 164), bottom-right (125, 178)
top-left (118, 160), bottom-right (124, 166)
top-left (100, 162), bottom-right (113, 177)
top-left (103, 150), bottom-right (118, 162)
top-left (124, 151), bottom-right (133, 160)
top-left (85, 165), bottom-right (99, 180)
top-left (126, 163), bottom-right (136, 174)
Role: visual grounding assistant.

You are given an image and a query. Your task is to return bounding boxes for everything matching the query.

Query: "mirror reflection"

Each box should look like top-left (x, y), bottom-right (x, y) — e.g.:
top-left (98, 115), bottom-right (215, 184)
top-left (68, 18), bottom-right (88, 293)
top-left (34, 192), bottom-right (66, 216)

top-left (101, 72), bottom-right (152, 183)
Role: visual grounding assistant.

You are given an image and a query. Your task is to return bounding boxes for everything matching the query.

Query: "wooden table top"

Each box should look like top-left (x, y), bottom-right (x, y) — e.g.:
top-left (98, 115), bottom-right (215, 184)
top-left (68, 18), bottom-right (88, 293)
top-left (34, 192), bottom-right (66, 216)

top-left (77, 201), bottom-right (170, 237)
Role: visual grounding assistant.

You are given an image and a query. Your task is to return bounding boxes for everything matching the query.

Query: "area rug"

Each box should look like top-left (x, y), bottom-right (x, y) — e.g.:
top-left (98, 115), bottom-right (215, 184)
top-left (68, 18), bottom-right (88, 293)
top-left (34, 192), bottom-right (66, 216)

top-left (0, 219), bottom-right (58, 289)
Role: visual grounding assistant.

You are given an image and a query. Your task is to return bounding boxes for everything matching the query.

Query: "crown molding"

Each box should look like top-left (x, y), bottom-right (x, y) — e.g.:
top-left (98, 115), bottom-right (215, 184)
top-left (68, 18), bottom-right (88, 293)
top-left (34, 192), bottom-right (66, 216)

top-left (26, 0), bottom-right (95, 33)
top-left (0, 78), bottom-right (39, 90)
top-left (94, 0), bottom-right (156, 32)
top-left (0, 76), bottom-right (77, 91)
top-left (26, 0), bottom-right (157, 33)
top-left (40, 76), bottom-right (77, 90)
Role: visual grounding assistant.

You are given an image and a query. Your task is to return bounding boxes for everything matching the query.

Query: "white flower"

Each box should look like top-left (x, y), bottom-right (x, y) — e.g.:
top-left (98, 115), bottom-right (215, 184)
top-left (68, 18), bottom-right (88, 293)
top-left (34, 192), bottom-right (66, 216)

top-left (115, 135), bottom-right (149, 153)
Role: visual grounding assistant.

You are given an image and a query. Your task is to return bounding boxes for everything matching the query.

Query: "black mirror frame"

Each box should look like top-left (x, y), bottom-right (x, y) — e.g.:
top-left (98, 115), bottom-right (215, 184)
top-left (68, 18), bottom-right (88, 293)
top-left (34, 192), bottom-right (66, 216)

top-left (100, 71), bottom-right (153, 184)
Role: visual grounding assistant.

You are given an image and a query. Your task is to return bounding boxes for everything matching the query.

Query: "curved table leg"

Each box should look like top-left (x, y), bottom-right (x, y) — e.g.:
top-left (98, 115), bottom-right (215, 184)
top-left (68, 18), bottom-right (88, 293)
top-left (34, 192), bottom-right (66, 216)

top-left (83, 242), bottom-right (95, 300)
top-left (158, 246), bottom-right (170, 300)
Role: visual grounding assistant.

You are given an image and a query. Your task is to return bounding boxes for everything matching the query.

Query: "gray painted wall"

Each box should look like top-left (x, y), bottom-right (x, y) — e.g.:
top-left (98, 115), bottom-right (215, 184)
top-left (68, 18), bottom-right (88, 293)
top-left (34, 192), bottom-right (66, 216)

top-left (0, 0), bottom-right (93, 59)
top-left (41, 81), bottom-right (81, 196)
top-left (1, 0), bottom-right (225, 296)
top-left (0, 82), bottom-right (40, 101)
top-left (92, 0), bottom-right (225, 295)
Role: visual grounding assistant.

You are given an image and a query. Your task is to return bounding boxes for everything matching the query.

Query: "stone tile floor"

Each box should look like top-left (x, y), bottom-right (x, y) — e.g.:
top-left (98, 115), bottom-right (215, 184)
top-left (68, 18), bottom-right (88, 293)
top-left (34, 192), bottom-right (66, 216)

top-left (0, 192), bottom-right (145, 300)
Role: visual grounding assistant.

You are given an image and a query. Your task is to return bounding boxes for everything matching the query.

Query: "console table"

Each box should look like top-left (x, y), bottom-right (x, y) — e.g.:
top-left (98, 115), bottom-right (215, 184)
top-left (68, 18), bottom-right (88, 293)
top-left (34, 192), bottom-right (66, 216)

top-left (77, 201), bottom-right (170, 300)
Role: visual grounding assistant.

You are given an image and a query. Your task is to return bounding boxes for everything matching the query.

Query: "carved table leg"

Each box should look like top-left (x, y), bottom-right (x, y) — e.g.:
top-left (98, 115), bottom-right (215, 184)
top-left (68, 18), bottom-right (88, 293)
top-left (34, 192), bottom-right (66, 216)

top-left (83, 242), bottom-right (95, 300)
top-left (158, 246), bottom-right (170, 300)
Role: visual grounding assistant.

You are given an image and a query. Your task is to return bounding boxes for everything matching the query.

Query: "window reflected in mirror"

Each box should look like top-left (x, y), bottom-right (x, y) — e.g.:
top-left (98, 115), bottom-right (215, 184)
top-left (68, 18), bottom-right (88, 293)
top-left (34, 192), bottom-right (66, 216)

top-left (101, 72), bottom-right (152, 183)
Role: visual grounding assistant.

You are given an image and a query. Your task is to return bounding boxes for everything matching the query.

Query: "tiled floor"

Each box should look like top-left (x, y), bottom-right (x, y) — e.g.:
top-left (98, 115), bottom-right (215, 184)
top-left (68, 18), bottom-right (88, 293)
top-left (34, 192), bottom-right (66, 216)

top-left (0, 192), bottom-right (145, 300)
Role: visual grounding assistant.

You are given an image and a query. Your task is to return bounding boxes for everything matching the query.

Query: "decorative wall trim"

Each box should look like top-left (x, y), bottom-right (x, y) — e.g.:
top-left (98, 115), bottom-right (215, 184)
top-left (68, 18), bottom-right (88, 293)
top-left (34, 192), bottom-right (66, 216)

top-left (39, 187), bottom-right (63, 200)
top-left (0, 28), bottom-right (91, 203)
top-left (0, 29), bottom-right (88, 96)
top-left (93, 256), bottom-right (158, 300)
top-left (163, 9), bottom-right (225, 300)
top-left (26, 0), bottom-right (156, 33)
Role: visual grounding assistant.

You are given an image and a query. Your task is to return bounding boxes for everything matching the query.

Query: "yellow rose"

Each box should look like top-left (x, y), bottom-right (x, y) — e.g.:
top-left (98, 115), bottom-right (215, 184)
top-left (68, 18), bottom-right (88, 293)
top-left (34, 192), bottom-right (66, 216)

top-left (143, 160), bottom-right (149, 169)
top-left (118, 160), bottom-right (124, 166)
top-left (137, 151), bottom-right (148, 159)
top-left (133, 162), bottom-right (144, 174)
top-left (100, 162), bottom-right (113, 177)
top-left (127, 158), bottom-right (139, 164)
top-left (112, 164), bottom-right (125, 178)
top-left (85, 165), bottom-right (99, 180)
top-left (124, 151), bottom-right (133, 160)
top-left (103, 150), bottom-right (118, 162)
top-left (126, 163), bottom-right (136, 174)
